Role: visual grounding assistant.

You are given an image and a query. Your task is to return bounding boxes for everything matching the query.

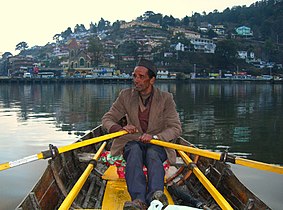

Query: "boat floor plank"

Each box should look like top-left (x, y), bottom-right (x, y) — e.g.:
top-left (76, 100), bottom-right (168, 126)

top-left (102, 180), bottom-right (131, 210)
top-left (101, 166), bottom-right (174, 210)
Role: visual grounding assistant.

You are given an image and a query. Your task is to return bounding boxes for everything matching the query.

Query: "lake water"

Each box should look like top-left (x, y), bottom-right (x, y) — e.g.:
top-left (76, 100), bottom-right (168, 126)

top-left (0, 82), bottom-right (282, 210)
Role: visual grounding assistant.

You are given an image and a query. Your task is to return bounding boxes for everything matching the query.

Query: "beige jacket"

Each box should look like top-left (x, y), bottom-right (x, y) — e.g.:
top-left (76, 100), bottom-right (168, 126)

top-left (102, 87), bottom-right (182, 163)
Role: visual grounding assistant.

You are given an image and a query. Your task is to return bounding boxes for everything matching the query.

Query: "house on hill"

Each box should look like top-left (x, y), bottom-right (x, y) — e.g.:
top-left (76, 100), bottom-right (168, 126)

top-left (235, 26), bottom-right (253, 37)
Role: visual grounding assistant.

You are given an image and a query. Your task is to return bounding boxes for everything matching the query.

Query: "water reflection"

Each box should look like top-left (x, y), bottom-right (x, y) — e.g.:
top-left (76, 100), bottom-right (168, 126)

top-left (0, 82), bottom-right (282, 164)
top-left (0, 83), bottom-right (130, 132)
top-left (174, 82), bottom-right (283, 164)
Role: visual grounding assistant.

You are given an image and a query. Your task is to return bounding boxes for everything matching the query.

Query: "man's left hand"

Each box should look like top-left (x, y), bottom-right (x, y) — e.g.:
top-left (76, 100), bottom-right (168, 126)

top-left (139, 133), bottom-right (153, 143)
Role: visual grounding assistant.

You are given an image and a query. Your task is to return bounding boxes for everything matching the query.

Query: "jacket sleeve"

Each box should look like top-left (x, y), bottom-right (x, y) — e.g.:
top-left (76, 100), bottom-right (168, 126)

top-left (157, 93), bottom-right (182, 141)
top-left (102, 90), bottom-right (127, 132)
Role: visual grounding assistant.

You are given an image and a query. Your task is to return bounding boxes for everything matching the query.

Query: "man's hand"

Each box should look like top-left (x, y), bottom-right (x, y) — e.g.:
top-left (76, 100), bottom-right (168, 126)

top-left (123, 125), bottom-right (138, 134)
top-left (139, 133), bottom-right (152, 143)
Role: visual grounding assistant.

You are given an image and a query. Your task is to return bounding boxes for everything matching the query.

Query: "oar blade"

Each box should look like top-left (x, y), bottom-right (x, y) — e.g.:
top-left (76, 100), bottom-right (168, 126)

top-left (0, 162), bottom-right (10, 171)
top-left (0, 154), bottom-right (42, 171)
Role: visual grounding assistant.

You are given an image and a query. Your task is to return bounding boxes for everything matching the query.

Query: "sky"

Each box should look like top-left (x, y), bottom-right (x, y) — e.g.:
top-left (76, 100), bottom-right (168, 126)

top-left (0, 0), bottom-right (257, 55)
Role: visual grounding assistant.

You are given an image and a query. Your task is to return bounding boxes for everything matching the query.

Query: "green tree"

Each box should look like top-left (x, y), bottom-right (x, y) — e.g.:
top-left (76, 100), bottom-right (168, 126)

top-left (181, 16), bottom-right (190, 27)
top-left (74, 24), bottom-right (86, 33)
top-left (87, 37), bottom-right (104, 66)
top-left (117, 41), bottom-right (140, 58)
top-left (112, 20), bottom-right (121, 31)
top-left (162, 15), bottom-right (176, 27)
top-left (264, 38), bottom-right (275, 61)
top-left (214, 39), bottom-right (238, 68)
top-left (53, 34), bottom-right (61, 43)
top-left (61, 27), bottom-right (72, 39)
top-left (148, 13), bottom-right (163, 24)
top-left (15, 41), bottom-right (28, 52)
top-left (207, 29), bottom-right (218, 39)
top-left (98, 18), bottom-right (106, 31)
top-left (90, 22), bottom-right (97, 33)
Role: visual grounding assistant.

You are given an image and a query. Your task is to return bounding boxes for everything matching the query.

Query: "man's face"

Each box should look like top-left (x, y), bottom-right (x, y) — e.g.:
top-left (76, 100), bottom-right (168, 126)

top-left (133, 66), bottom-right (155, 95)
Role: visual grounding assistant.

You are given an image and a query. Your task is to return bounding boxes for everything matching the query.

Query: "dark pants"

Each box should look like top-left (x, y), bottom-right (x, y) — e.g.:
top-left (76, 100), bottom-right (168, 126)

top-left (123, 141), bottom-right (168, 205)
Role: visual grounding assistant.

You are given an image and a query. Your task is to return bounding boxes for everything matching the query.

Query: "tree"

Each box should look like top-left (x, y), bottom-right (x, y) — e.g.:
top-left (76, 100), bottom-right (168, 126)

top-left (98, 18), bottom-right (106, 31)
top-left (181, 16), bottom-right (190, 27)
top-left (216, 40), bottom-right (237, 58)
top-left (74, 24), bottom-right (87, 33)
top-left (214, 39), bottom-right (238, 68)
top-left (87, 37), bottom-right (104, 66)
top-left (264, 38), bottom-right (276, 61)
top-left (207, 29), bottom-right (218, 39)
top-left (15, 41), bottom-right (28, 52)
top-left (148, 13), bottom-right (163, 24)
top-left (112, 20), bottom-right (121, 31)
top-left (162, 15), bottom-right (176, 27)
top-left (2, 52), bottom-right (12, 59)
top-left (117, 41), bottom-right (140, 57)
top-left (0, 52), bottom-right (12, 76)
top-left (53, 34), bottom-right (61, 43)
top-left (61, 27), bottom-right (72, 40)
top-left (143, 11), bottom-right (156, 21)
top-left (90, 22), bottom-right (97, 33)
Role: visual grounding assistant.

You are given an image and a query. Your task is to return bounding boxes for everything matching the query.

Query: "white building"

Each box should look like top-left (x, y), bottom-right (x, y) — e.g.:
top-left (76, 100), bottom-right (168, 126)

top-left (238, 51), bottom-right (255, 60)
top-left (190, 38), bottom-right (216, 53)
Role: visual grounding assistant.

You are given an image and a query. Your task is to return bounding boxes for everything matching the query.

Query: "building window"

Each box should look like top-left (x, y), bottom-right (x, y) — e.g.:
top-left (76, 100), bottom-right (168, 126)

top-left (79, 58), bottom-right (85, 67)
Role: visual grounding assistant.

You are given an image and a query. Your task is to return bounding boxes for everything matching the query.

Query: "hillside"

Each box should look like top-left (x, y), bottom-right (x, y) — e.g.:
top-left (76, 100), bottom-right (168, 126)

top-left (2, 0), bottom-right (282, 77)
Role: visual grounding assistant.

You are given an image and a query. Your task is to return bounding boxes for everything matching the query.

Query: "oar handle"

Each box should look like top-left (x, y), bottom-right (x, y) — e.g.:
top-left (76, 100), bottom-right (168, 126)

top-left (57, 130), bottom-right (128, 155)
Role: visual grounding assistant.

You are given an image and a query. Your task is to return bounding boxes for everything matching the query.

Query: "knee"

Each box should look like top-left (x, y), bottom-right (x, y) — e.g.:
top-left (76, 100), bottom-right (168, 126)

top-left (146, 146), bottom-right (167, 163)
top-left (146, 148), bottom-right (159, 159)
top-left (124, 141), bottom-right (142, 159)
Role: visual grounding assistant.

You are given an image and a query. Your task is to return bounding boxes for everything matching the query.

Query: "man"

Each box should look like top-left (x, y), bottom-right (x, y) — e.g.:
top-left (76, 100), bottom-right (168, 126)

top-left (102, 58), bottom-right (182, 210)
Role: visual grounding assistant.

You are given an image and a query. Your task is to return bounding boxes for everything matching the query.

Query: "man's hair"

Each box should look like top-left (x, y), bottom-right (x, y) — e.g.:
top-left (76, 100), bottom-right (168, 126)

top-left (147, 69), bottom-right (156, 78)
top-left (136, 58), bottom-right (157, 78)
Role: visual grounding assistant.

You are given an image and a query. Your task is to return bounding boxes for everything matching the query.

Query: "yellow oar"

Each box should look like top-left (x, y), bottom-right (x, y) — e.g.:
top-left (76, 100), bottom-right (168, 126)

top-left (150, 139), bottom-right (283, 174)
top-left (178, 151), bottom-right (233, 210)
top-left (0, 130), bottom-right (128, 171)
top-left (59, 141), bottom-right (107, 210)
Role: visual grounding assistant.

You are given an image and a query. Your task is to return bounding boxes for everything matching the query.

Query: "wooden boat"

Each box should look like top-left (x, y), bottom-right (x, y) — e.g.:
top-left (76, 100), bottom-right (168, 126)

top-left (16, 125), bottom-right (271, 210)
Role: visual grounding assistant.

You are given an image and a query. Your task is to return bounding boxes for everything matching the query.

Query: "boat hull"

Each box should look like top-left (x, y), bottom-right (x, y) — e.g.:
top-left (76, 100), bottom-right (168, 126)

top-left (17, 125), bottom-right (270, 210)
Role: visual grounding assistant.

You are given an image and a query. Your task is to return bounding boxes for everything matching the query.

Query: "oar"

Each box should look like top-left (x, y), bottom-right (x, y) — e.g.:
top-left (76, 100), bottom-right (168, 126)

top-left (59, 141), bottom-right (107, 210)
top-left (150, 139), bottom-right (283, 174)
top-left (178, 150), bottom-right (233, 210)
top-left (0, 130), bottom-right (128, 171)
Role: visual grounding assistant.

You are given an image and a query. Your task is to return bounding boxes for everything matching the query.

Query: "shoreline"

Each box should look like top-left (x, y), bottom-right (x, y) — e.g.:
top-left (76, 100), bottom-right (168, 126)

top-left (0, 77), bottom-right (282, 84)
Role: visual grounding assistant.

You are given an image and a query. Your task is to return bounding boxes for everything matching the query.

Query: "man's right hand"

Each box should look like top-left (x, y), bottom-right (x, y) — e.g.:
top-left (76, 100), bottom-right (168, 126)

top-left (123, 125), bottom-right (138, 134)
